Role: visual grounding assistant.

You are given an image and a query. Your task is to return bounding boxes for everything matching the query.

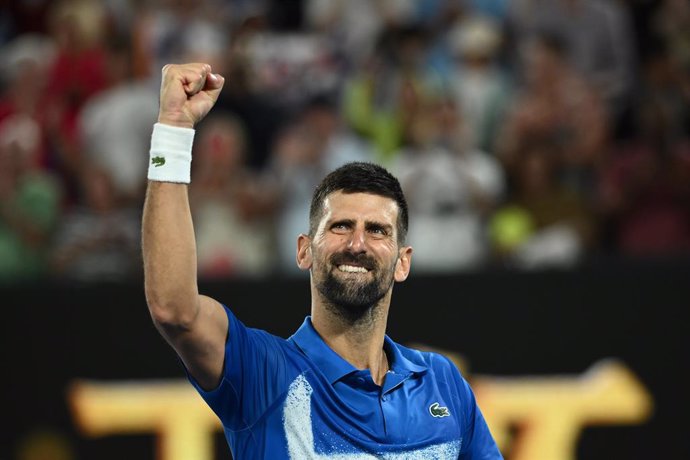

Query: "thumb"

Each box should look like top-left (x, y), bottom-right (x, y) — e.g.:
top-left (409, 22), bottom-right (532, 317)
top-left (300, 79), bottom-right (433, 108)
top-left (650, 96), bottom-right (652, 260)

top-left (203, 72), bottom-right (225, 103)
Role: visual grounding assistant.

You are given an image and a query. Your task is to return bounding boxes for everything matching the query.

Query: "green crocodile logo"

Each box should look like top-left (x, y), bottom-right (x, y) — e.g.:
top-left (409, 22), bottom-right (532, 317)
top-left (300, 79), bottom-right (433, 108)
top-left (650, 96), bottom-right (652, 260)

top-left (429, 402), bottom-right (450, 418)
top-left (151, 156), bottom-right (166, 167)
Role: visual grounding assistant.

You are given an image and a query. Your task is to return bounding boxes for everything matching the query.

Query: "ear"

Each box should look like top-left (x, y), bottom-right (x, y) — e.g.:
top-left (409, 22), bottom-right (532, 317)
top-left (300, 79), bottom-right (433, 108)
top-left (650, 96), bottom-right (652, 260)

top-left (394, 245), bottom-right (413, 282)
top-left (296, 234), bottom-right (313, 270)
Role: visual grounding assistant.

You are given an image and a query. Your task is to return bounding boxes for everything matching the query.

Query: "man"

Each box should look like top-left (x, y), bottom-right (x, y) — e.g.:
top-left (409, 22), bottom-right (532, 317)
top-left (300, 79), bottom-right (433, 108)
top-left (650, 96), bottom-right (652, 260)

top-left (143, 63), bottom-right (502, 459)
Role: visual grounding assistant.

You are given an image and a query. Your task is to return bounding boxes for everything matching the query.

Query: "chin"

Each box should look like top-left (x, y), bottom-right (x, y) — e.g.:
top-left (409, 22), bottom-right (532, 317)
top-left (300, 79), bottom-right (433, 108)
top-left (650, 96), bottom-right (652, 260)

top-left (320, 276), bottom-right (389, 322)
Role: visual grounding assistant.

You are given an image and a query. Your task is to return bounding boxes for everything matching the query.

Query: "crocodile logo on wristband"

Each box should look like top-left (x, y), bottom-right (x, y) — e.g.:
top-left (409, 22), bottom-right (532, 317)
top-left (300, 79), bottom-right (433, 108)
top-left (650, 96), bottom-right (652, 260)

top-left (151, 156), bottom-right (166, 167)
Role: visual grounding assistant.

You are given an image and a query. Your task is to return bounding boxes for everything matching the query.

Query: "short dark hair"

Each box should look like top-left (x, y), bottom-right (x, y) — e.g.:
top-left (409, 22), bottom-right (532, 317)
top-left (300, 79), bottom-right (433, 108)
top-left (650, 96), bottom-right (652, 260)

top-left (309, 162), bottom-right (409, 244)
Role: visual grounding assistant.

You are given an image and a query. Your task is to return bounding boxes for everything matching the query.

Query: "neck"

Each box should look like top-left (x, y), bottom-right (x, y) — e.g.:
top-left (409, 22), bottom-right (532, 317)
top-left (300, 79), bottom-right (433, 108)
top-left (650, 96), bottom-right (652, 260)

top-left (311, 293), bottom-right (391, 385)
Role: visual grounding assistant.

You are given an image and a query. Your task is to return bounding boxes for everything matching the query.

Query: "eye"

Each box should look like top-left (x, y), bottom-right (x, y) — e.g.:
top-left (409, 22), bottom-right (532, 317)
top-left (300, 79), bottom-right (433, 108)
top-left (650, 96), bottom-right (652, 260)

top-left (331, 222), bottom-right (351, 233)
top-left (368, 226), bottom-right (388, 237)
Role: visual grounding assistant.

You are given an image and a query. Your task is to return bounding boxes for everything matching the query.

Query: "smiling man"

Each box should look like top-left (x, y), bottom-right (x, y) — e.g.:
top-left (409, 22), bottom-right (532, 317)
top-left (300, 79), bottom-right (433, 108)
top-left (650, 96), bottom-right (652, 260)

top-left (142, 63), bottom-right (502, 459)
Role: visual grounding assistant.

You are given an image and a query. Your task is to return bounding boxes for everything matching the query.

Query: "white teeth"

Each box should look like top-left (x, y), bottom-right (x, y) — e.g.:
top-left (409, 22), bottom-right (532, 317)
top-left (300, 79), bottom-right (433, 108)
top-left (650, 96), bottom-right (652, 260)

top-left (338, 265), bottom-right (368, 273)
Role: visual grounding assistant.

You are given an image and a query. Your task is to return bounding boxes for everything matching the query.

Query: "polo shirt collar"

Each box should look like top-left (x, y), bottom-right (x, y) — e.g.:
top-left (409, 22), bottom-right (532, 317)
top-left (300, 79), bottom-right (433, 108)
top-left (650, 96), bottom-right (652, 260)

top-left (383, 334), bottom-right (428, 376)
top-left (290, 316), bottom-right (428, 385)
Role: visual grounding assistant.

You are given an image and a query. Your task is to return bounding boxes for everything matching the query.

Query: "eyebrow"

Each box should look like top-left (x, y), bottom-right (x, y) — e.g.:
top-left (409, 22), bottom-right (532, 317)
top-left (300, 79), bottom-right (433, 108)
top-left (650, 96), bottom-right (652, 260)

top-left (329, 219), bottom-right (393, 233)
top-left (329, 218), bottom-right (355, 228)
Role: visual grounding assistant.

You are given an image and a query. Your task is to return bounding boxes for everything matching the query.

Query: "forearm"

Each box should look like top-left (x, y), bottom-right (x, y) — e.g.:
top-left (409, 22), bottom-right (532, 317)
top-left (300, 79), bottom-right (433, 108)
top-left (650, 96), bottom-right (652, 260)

top-left (142, 181), bottom-right (200, 327)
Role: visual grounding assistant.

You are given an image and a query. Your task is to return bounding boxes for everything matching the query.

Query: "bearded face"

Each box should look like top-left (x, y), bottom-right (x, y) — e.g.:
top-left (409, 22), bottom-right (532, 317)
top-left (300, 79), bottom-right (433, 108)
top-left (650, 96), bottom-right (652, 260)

top-left (313, 248), bottom-right (398, 323)
top-left (298, 191), bottom-right (412, 325)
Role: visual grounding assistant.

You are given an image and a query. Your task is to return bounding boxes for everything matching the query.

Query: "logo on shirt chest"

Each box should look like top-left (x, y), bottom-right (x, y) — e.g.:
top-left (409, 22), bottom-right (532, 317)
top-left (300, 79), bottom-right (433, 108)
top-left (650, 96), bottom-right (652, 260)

top-left (429, 402), bottom-right (450, 418)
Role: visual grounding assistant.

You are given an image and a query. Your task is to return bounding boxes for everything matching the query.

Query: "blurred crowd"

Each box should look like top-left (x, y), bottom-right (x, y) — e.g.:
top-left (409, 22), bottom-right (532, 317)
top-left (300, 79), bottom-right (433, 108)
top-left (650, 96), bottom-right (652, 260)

top-left (0, 0), bottom-right (689, 283)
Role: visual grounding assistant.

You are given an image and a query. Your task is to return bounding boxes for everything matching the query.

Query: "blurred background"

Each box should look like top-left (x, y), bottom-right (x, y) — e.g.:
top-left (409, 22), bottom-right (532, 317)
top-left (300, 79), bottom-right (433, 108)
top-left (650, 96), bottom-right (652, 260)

top-left (0, 0), bottom-right (688, 459)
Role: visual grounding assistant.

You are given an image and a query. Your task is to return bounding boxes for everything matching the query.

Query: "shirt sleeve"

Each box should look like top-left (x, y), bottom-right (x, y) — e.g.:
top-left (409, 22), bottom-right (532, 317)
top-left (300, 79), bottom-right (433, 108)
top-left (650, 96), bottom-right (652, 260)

top-left (454, 364), bottom-right (503, 459)
top-left (186, 304), bottom-right (292, 431)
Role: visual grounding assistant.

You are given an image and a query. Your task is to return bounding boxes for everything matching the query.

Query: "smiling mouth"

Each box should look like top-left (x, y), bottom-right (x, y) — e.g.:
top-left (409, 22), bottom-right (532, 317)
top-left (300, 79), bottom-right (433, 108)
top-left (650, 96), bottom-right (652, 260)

top-left (338, 264), bottom-right (369, 273)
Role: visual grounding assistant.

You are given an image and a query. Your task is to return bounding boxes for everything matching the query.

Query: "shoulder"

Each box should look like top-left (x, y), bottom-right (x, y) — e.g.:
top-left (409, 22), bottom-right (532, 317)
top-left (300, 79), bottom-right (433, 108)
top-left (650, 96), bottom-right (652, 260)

top-left (210, 304), bottom-right (308, 390)
top-left (222, 304), bottom-right (294, 348)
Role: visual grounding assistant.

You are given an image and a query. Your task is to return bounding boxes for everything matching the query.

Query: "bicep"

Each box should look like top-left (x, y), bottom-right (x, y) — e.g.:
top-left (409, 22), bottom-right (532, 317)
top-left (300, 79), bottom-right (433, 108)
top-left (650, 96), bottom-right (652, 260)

top-left (158, 294), bottom-right (229, 391)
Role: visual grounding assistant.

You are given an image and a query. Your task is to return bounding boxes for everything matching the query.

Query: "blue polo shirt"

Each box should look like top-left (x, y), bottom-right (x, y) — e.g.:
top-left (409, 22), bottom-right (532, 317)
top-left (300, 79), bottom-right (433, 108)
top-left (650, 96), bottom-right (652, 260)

top-left (188, 305), bottom-right (503, 459)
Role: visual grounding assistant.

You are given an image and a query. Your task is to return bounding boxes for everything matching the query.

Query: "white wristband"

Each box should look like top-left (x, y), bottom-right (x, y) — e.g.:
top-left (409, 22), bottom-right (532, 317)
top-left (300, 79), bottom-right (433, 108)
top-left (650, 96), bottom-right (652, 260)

top-left (148, 123), bottom-right (195, 184)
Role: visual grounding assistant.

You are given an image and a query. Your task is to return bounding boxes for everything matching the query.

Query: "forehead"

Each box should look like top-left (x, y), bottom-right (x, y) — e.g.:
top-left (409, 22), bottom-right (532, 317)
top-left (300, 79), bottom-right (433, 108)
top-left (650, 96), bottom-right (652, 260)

top-left (319, 191), bottom-right (399, 226)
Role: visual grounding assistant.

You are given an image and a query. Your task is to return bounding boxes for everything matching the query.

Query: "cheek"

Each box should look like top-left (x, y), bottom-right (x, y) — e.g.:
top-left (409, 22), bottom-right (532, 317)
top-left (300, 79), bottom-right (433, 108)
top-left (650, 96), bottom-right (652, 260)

top-left (317, 235), bottom-right (348, 254)
top-left (311, 243), bottom-right (335, 266)
top-left (382, 249), bottom-right (401, 271)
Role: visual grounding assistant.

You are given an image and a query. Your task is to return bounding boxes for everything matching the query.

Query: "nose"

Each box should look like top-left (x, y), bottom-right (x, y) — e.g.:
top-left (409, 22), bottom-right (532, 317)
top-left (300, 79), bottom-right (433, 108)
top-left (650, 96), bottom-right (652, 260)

top-left (347, 226), bottom-right (367, 253)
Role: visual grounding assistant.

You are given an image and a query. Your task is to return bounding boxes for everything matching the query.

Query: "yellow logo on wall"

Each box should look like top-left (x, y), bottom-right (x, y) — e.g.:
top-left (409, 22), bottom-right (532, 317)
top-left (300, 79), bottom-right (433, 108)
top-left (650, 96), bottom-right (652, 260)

top-left (69, 358), bottom-right (652, 460)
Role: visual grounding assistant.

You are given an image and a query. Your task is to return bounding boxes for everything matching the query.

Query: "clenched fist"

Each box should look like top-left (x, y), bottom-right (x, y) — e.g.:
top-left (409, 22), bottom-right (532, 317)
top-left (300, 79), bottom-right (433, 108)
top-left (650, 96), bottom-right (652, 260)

top-left (157, 63), bottom-right (224, 129)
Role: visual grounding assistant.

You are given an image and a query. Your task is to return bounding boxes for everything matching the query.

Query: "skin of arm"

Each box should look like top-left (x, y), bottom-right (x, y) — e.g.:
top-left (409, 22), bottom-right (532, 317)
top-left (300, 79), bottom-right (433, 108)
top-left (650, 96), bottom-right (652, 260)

top-left (142, 63), bottom-right (229, 391)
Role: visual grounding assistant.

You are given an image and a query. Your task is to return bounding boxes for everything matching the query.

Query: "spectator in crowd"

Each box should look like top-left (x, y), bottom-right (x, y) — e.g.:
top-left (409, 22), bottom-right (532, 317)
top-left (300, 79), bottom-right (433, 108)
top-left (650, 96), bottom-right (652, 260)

top-left (305, 0), bottom-right (418, 67)
top-left (77, 34), bottom-right (159, 204)
top-left (505, 0), bottom-right (636, 121)
top-left (42, 0), bottom-right (110, 203)
top-left (268, 98), bottom-right (373, 273)
top-left (0, 0), bottom-right (688, 282)
top-left (490, 137), bottom-right (595, 268)
top-left (0, 33), bottom-right (55, 166)
top-left (392, 98), bottom-right (504, 272)
top-left (302, 95), bottom-right (375, 171)
top-left (131, 0), bottom-right (229, 81)
top-left (343, 25), bottom-right (443, 162)
top-left (597, 145), bottom-right (690, 257)
top-left (634, 43), bottom-right (690, 151)
top-left (190, 113), bottom-right (275, 278)
top-left (50, 164), bottom-right (141, 281)
top-left (497, 32), bottom-right (608, 198)
top-left (213, 31), bottom-right (288, 170)
top-left (0, 115), bottom-right (62, 281)
top-left (596, 47), bottom-right (690, 257)
top-left (445, 14), bottom-right (512, 154)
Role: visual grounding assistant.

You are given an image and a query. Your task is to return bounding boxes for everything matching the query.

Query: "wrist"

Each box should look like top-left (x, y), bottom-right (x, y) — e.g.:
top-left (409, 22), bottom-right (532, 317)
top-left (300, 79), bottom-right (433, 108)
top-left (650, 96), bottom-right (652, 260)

top-left (157, 113), bottom-right (194, 130)
top-left (148, 123), bottom-right (195, 184)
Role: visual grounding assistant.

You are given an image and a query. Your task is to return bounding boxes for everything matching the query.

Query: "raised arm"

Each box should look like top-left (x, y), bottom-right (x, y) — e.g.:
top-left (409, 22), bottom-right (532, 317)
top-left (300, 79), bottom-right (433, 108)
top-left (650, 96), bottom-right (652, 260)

top-left (142, 63), bottom-right (228, 390)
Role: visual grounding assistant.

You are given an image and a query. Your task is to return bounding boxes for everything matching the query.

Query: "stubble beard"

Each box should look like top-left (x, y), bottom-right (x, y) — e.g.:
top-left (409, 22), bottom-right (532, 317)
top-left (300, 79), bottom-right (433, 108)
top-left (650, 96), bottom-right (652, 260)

top-left (315, 251), bottom-right (396, 325)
